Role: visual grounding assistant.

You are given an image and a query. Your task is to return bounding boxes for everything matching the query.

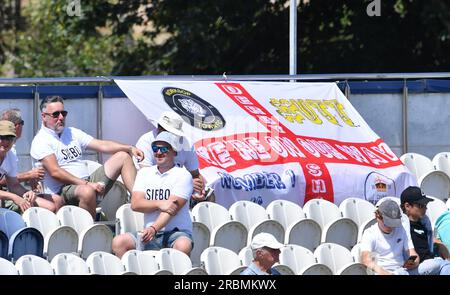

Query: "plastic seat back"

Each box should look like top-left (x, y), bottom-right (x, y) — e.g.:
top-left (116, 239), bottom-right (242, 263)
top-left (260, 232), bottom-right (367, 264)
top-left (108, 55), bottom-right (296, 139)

top-left (15, 254), bottom-right (54, 275)
top-left (303, 198), bottom-right (342, 229)
top-left (400, 152), bottom-right (434, 179)
top-left (229, 201), bottom-right (268, 230)
top-left (115, 204), bottom-right (144, 234)
top-left (266, 200), bottom-right (305, 229)
top-left (0, 208), bottom-right (26, 238)
top-left (86, 251), bottom-right (126, 275)
top-left (201, 246), bottom-right (243, 275)
top-left (426, 196), bottom-right (448, 226)
top-left (0, 230), bottom-right (8, 259)
top-left (0, 257), bottom-right (18, 275)
top-left (56, 206), bottom-right (93, 235)
top-left (192, 201), bottom-right (231, 232)
top-left (419, 171), bottom-right (450, 202)
top-left (8, 227), bottom-right (44, 262)
top-left (191, 221), bottom-right (210, 267)
top-left (22, 207), bottom-right (60, 237)
top-left (339, 198), bottom-right (376, 228)
top-left (51, 253), bottom-right (89, 275)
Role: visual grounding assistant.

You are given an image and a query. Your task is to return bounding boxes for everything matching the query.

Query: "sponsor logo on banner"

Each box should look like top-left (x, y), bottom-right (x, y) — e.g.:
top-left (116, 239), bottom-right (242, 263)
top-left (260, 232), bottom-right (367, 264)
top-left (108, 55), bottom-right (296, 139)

top-left (364, 172), bottom-right (396, 205)
top-left (162, 87), bottom-right (225, 131)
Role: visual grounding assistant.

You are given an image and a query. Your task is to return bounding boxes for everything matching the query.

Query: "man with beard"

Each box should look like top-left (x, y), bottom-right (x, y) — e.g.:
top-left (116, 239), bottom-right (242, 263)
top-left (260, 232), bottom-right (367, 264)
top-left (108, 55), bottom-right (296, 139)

top-left (30, 96), bottom-right (144, 218)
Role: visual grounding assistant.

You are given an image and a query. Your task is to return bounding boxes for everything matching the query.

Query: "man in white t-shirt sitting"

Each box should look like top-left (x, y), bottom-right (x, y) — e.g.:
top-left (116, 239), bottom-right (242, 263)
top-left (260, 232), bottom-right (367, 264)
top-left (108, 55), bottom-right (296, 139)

top-left (30, 96), bottom-right (144, 218)
top-left (361, 199), bottom-right (420, 275)
top-left (0, 108), bottom-right (45, 190)
top-left (135, 111), bottom-right (210, 205)
top-left (112, 131), bottom-right (193, 258)
top-left (0, 120), bottom-right (60, 213)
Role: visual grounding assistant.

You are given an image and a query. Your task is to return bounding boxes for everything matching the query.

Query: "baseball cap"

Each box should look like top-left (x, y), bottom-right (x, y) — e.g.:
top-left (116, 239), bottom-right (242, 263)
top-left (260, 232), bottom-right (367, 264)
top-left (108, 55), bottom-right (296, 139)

top-left (377, 199), bottom-right (402, 227)
top-left (250, 233), bottom-right (284, 250)
top-left (0, 120), bottom-right (16, 137)
top-left (401, 186), bottom-right (434, 206)
top-left (151, 131), bottom-right (182, 152)
top-left (157, 111), bottom-right (185, 137)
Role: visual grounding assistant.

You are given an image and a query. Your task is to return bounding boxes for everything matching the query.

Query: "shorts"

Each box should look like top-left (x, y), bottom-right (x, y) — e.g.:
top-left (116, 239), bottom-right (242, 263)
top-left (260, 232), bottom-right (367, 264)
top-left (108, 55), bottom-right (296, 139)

top-left (60, 165), bottom-right (114, 205)
top-left (129, 228), bottom-right (193, 250)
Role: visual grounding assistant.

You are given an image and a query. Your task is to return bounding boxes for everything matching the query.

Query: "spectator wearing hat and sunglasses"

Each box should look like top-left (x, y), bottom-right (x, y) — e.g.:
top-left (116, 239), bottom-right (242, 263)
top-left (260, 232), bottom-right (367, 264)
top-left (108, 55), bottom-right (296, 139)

top-left (136, 111), bottom-right (210, 205)
top-left (112, 131), bottom-right (193, 258)
top-left (0, 108), bottom-right (46, 192)
top-left (30, 96), bottom-right (144, 219)
top-left (241, 233), bottom-right (283, 275)
top-left (400, 186), bottom-right (450, 275)
top-left (0, 120), bottom-right (59, 213)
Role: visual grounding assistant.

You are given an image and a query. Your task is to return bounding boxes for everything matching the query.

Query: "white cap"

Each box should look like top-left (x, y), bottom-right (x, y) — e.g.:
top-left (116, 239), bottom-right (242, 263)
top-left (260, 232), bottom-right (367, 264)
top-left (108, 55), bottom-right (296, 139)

top-left (250, 233), bottom-right (284, 250)
top-left (157, 111), bottom-right (185, 137)
top-left (152, 131), bottom-right (182, 152)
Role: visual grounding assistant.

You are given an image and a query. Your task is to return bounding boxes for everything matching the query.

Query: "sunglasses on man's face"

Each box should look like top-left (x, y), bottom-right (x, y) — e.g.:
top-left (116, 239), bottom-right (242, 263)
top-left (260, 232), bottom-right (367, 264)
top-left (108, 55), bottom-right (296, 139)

top-left (0, 135), bottom-right (15, 141)
top-left (151, 145), bottom-right (171, 154)
top-left (43, 110), bottom-right (68, 118)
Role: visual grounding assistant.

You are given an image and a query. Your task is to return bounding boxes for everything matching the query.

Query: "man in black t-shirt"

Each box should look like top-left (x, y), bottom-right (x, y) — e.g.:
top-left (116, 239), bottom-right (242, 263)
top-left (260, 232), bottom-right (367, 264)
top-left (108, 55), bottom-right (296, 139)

top-left (400, 186), bottom-right (450, 275)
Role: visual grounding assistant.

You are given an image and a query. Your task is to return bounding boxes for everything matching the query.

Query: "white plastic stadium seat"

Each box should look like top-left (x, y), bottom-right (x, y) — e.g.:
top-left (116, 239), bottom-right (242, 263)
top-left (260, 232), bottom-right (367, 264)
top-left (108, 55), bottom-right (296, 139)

top-left (418, 171), bottom-right (450, 202)
top-left (121, 250), bottom-right (172, 275)
top-left (314, 243), bottom-right (367, 275)
top-left (284, 218), bottom-right (322, 251)
top-left (280, 244), bottom-right (332, 275)
top-left (51, 253), bottom-right (90, 275)
top-left (425, 196), bottom-right (449, 228)
top-left (201, 246), bottom-right (246, 275)
top-left (339, 198), bottom-right (376, 228)
top-left (375, 196), bottom-right (400, 207)
top-left (115, 204), bottom-right (144, 235)
top-left (400, 152), bottom-right (434, 180)
top-left (86, 251), bottom-right (134, 275)
top-left (156, 248), bottom-right (208, 275)
top-left (432, 152), bottom-right (450, 178)
top-left (191, 221), bottom-right (210, 267)
top-left (0, 257), bottom-right (18, 275)
top-left (15, 254), bottom-right (54, 275)
top-left (57, 206), bottom-right (113, 259)
top-left (266, 200), bottom-right (305, 230)
top-left (23, 207), bottom-right (78, 260)
top-left (229, 201), bottom-right (284, 246)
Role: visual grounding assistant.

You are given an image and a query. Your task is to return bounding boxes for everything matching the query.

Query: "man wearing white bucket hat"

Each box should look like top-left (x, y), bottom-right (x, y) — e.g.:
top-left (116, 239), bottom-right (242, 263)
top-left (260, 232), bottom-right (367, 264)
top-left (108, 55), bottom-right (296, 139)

top-left (135, 111), bottom-right (208, 203)
top-left (112, 131), bottom-right (193, 258)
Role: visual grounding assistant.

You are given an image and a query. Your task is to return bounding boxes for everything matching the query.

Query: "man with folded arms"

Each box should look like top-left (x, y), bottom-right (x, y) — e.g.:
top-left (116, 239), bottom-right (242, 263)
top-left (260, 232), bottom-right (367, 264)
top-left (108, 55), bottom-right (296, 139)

top-left (112, 131), bottom-right (193, 258)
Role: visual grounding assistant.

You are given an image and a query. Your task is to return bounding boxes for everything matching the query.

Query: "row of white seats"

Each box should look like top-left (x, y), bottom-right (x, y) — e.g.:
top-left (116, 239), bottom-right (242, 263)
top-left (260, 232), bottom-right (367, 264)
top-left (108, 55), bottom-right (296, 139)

top-left (22, 206), bottom-right (113, 260)
top-left (400, 152), bottom-right (450, 202)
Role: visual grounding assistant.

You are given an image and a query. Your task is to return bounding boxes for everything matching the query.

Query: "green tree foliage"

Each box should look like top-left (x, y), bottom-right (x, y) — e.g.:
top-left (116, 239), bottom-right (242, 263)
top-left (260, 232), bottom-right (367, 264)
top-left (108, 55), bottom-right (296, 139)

top-left (2, 0), bottom-right (450, 77)
top-left (8, 0), bottom-right (123, 77)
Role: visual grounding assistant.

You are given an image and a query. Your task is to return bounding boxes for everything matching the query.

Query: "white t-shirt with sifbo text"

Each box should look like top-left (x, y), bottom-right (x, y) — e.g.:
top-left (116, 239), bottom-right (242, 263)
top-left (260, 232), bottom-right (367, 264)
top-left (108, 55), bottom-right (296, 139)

top-left (30, 125), bottom-right (93, 194)
top-left (133, 165), bottom-right (193, 234)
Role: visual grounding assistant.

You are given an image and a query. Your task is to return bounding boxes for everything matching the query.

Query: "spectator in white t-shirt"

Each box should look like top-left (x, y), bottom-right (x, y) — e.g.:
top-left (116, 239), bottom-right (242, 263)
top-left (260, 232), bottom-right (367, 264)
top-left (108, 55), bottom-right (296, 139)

top-left (30, 96), bottom-right (144, 218)
top-left (112, 131), bottom-right (193, 258)
top-left (135, 111), bottom-right (209, 204)
top-left (0, 108), bottom-right (45, 190)
top-left (360, 199), bottom-right (420, 275)
top-left (0, 120), bottom-right (60, 213)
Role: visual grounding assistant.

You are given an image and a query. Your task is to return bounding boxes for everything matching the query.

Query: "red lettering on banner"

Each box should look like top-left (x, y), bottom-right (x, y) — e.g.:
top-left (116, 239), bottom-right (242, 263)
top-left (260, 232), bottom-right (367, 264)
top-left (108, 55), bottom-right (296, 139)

top-left (215, 82), bottom-right (335, 202)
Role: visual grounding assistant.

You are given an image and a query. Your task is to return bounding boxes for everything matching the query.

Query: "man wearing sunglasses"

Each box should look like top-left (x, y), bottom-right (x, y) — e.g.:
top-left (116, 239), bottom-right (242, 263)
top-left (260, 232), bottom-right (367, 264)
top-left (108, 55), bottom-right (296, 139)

top-left (135, 111), bottom-right (209, 205)
top-left (400, 186), bottom-right (450, 275)
top-left (30, 95), bottom-right (144, 219)
top-left (0, 108), bottom-right (46, 192)
top-left (361, 199), bottom-right (421, 275)
top-left (112, 131), bottom-right (193, 258)
top-left (0, 120), bottom-right (60, 213)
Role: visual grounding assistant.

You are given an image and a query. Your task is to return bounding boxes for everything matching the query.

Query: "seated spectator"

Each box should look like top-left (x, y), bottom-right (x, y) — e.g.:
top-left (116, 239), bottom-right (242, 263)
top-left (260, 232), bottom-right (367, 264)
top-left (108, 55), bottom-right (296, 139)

top-left (112, 131), bottom-right (193, 258)
top-left (400, 186), bottom-right (450, 275)
top-left (361, 199), bottom-right (421, 275)
top-left (136, 111), bottom-right (210, 206)
top-left (0, 120), bottom-right (62, 213)
top-left (30, 95), bottom-right (144, 218)
top-left (0, 108), bottom-right (45, 190)
top-left (240, 233), bottom-right (283, 275)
